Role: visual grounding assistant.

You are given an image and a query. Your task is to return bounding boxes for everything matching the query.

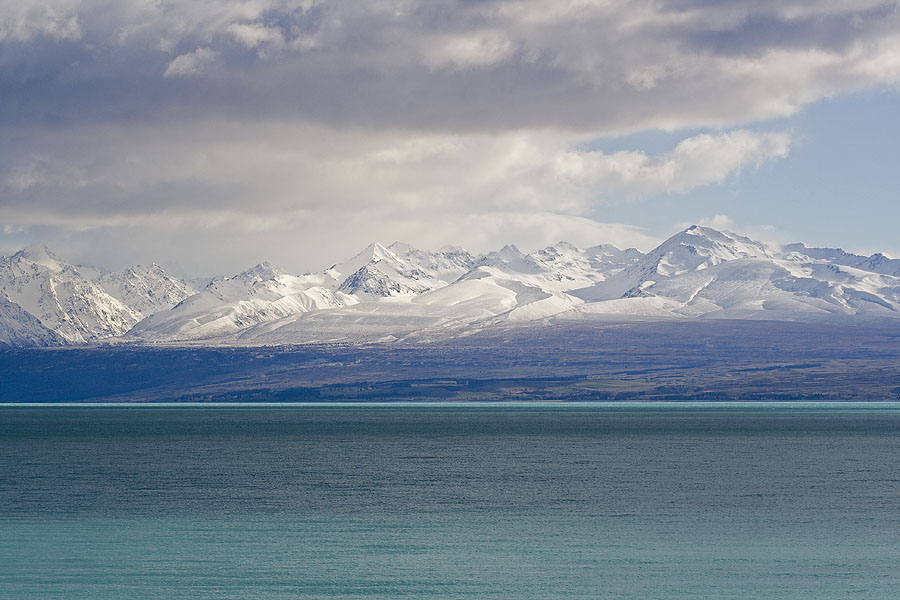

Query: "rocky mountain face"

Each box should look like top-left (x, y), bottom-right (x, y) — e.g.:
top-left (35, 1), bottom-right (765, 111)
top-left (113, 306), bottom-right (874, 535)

top-left (0, 246), bottom-right (140, 343)
top-left (0, 246), bottom-right (195, 343)
top-left (128, 262), bottom-right (355, 341)
top-left (0, 295), bottom-right (64, 347)
top-left (572, 226), bottom-right (900, 320)
top-left (2, 227), bottom-right (899, 346)
top-left (91, 264), bottom-right (196, 317)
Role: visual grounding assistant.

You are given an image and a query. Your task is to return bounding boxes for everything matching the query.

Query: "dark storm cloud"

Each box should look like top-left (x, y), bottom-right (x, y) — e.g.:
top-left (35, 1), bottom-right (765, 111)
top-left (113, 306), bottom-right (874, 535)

top-left (2, 1), bottom-right (898, 132)
top-left (683, 2), bottom-right (900, 56)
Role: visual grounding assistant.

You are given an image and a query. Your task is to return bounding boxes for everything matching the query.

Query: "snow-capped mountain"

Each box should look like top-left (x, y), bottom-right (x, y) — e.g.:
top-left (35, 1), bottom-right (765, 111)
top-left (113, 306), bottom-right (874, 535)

top-left (235, 241), bottom-right (645, 345)
top-left (387, 242), bottom-right (477, 282)
top-left (0, 245), bottom-right (140, 343)
top-left (88, 264), bottom-right (197, 318)
top-left (571, 226), bottom-right (900, 320)
top-left (127, 243), bottom-right (478, 342)
top-left (127, 262), bottom-right (355, 341)
top-left (523, 241), bottom-right (641, 291)
top-left (2, 227), bottom-right (899, 347)
top-left (782, 243), bottom-right (900, 277)
top-left (325, 242), bottom-right (461, 298)
top-left (585, 244), bottom-right (645, 273)
top-left (0, 295), bottom-right (64, 347)
top-left (575, 226), bottom-right (774, 301)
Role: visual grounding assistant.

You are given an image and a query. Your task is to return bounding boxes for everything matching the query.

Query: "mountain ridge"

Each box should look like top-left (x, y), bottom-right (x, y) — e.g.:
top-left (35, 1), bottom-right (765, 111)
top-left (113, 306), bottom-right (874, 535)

top-left (2, 226), bottom-right (899, 347)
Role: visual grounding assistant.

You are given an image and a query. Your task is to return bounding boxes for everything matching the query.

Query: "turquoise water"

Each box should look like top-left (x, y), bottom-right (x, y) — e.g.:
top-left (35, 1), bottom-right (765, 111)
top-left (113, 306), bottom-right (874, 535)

top-left (2, 403), bottom-right (900, 598)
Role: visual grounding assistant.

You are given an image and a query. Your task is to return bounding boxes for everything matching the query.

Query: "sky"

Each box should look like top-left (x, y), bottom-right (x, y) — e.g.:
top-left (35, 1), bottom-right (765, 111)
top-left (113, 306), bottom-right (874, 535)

top-left (1, 0), bottom-right (899, 276)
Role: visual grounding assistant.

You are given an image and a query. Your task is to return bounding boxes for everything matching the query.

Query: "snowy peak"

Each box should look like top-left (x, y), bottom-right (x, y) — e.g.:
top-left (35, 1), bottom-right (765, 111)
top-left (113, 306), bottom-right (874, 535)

top-left (128, 259), bottom-right (352, 342)
top-left (387, 241), bottom-right (415, 254)
top-left (200, 261), bottom-right (301, 303)
top-left (521, 242), bottom-right (598, 289)
top-left (651, 226), bottom-right (772, 276)
top-left (327, 242), bottom-right (455, 298)
top-left (782, 243), bottom-right (900, 277)
top-left (859, 253), bottom-right (900, 277)
top-left (585, 244), bottom-right (644, 271)
top-left (0, 246), bottom-right (140, 343)
top-left (0, 295), bottom-right (64, 347)
top-left (529, 241), bottom-right (581, 261)
top-left (582, 225), bottom-right (770, 293)
top-left (14, 244), bottom-right (66, 272)
top-left (573, 225), bottom-right (900, 319)
top-left (461, 241), bottom-right (642, 296)
top-left (4, 228), bottom-right (900, 347)
top-left (329, 242), bottom-right (396, 277)
top-left (337, 264), bottom-right (411, 296)
top-left (325, 243), bottom-right (394, 281)
top-left (388, 242), bottom-right (476, 283)
top-left (483, 244), bottom-right (524, 264)
top-left (0, 247), bottom-right (194, 343)
top-left (576, 226), bottom-right (781, 302)
top-left (781, 243), bottom-right (851, 262)
top-left (235, 262), bottom-right (288, 283)
top-left (93, 263), bottom-right (196, 318)
top-left (473, 245), bottom-right (540, 279)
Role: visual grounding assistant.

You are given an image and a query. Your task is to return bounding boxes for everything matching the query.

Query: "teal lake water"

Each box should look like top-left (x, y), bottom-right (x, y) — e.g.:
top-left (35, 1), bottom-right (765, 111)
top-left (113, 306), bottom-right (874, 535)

top-left (2, 403), bottom-right (900, 598)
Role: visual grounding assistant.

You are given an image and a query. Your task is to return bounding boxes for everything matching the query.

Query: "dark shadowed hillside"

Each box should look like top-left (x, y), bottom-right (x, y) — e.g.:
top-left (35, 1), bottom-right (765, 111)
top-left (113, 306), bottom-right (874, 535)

top-left (3, 320), bottom-right (899, 402)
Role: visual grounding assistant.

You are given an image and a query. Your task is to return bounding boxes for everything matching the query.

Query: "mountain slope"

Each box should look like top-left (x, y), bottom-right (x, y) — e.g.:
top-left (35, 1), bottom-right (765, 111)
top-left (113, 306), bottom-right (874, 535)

top-left (0, 246), bottom-right (140, 343)
top-left (128, 262), bottom-right (355, 341)
top-left (89, 264), bottom-right (196, 318)
top-left (387, 243), bottom-right (477, 282)
top-left (237, 241), bottom-right (641, 345)
top-left (129, 243), bottom-right (479, 342)
top-left (3, 229), bottom-right (899, 347)
top-left (572, 226), bottom-right (900, 320)
top-left (325, 243), bottom-right (458, 297)
top-left (0, 295), bottom-right (64, 347)
top-left (782, 243), bottom-right (900, 277)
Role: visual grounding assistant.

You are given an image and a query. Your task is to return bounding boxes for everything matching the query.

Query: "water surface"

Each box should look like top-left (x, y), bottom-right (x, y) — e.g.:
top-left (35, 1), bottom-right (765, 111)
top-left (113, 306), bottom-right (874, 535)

top-left (2, 403), bottom-right (899, 598)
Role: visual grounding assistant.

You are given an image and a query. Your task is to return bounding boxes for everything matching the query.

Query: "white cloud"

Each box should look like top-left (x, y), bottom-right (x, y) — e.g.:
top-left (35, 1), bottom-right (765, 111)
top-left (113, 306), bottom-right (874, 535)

top-left (0, 3), bottom-right (82, 42)
top-left (163, 47), bottom-right (216, 78)
top-left (1, 1), bottom-right (898, 272)
top-left (3, 157), bottom-right (87, 192)
top-left (2, 224), bottom-right (26, 235)
top-left (0, 120), bottom-right (789, 273)
top-left (553, 130), bottom-right (790, 197)
top-left (673, 217), bottom-right (797, 250)
top-left (422, 30), bottom-right (515, 70)
top-left (697, 215), bottom-right (736, 230)
top-left (226, 22), bottom-right (285, 51)
top-left (0, 126), bottom-right (790, 218)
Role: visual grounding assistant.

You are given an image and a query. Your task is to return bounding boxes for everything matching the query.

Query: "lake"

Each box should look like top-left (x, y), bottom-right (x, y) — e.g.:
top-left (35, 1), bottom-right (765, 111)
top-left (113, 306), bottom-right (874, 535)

top-left (2, 403), bottom-right (899, 598)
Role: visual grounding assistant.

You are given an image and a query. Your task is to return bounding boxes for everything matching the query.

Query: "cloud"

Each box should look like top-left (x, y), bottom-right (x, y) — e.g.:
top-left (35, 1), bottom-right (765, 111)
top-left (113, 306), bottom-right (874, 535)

top-left (697, 215), bottom-right (736, 230)
top-left (422, 30), bottom-right (515, 70)
top-left (674, 216), bottom-right (798, 249)
top-left (0, 1), bottom-right (897, 273)
top-left (163, 47), bottom-right (216, 78)
top-left (0, 119), bottom-right (785, 273)
top-left (21, 209), bottom-right (660, 278)
top-left (1, 1), bottom-right (899, 131)
top-left (226, 23), bottom-right (285, 51)
top-left (553, 130), bottom-right (790, 197)
top-left (2, 224), bottom-right (26, 235)
top-left (0, 123), bottom-right (789, 224)
top-left (0, 3), bottom-right (82, 42)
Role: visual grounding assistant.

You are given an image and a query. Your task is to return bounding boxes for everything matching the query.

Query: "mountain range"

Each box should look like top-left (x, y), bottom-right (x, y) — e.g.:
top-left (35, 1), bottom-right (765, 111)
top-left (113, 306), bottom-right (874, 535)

top-left (2, 226), bottom-right (899, 347)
